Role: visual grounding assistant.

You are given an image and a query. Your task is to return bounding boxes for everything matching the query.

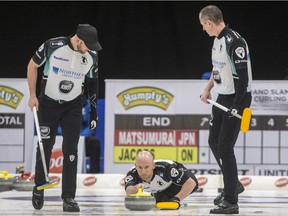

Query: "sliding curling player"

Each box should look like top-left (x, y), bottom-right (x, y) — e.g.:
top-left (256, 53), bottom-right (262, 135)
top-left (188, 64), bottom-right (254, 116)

top-left (124, 150), bottom-right (199, 210)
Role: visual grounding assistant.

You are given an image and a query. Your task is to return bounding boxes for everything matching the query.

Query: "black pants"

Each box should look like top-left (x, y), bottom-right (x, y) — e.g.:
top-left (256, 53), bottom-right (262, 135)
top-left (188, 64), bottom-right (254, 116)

top-left (34, 94), bottom-right (82, 199)
top-left (208, 92), bottom-right (251, 204)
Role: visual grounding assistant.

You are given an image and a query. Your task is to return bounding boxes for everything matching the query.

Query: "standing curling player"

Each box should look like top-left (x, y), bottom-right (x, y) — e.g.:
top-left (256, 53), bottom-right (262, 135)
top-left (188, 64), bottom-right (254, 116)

top-left (199, 5), bottom-right (253, 214)
top-left (27, 24), bottom-right (102, 212)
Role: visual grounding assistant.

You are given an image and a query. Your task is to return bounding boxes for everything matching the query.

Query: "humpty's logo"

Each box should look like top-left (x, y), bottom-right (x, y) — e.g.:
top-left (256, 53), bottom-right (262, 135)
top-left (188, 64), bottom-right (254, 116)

top-left (0, 85), bottom-right (23, 109)
top-left (117, 86), bottom-right (174, 110)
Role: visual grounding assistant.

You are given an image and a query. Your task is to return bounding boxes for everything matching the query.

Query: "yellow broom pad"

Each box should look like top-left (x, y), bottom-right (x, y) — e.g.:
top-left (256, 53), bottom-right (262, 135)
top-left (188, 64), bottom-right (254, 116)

top-left (37, 181), bottom-right (59, 190)
top-left (156, 201), bottom-right (180, 209)
top-left (240, 108), bottom-right (252, 133)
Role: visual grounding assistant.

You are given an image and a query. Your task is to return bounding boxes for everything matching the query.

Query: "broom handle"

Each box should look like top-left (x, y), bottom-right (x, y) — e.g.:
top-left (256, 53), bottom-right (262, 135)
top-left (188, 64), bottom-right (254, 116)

top-left (207, 99), bottom-right (242, 119)
top-left (33, 106), bottom-right (50, 182)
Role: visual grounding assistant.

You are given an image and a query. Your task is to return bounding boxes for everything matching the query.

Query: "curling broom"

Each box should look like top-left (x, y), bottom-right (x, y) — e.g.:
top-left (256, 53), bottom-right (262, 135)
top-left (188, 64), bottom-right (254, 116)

top-left (33, 106), bottom-right (59, 190)
top-left (207, 99), bottom-right (252, 133)
top-left (156, 201), bottom-right (180, 210)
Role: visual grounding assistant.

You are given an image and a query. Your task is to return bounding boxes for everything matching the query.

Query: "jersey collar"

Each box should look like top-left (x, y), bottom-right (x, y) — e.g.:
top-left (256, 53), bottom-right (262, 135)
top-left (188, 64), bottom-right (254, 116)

top-left (217, 25), bottom-right (229, 39)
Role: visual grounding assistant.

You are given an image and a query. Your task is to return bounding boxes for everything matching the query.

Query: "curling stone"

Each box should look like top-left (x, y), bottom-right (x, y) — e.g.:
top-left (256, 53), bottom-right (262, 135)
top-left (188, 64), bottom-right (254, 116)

top-left (0, 171), bottom-right (14, 192)
top-left (125, 188), bottom-right (156, 211)
top-left (13, 172), bottom-right (35, 191)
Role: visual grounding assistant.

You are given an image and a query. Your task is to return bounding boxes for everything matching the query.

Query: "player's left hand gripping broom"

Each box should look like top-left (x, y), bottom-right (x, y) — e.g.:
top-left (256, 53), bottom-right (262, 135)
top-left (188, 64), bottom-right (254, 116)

top-left (33, 106), bottom-right (59, 190)
top-left (207, 99), bottom-right (252, 133)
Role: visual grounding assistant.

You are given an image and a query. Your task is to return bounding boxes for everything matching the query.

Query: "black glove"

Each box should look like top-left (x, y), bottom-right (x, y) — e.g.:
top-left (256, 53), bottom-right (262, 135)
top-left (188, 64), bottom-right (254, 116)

top-left (228, 104), bottom-right (239, 118)
top-left (89, 110), bottom-right (98, 131)
top-left (168, 196), bottom-right (180, 209)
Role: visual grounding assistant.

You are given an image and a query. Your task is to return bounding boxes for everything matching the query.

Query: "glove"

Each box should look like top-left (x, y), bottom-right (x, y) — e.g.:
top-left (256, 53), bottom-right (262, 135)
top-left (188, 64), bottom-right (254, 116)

top-left (228, 104), bottom-right (239, 118)
top-left (168, 196), bottom-right (181, 209)
top-left (89, 110), bottom-right (98, 131)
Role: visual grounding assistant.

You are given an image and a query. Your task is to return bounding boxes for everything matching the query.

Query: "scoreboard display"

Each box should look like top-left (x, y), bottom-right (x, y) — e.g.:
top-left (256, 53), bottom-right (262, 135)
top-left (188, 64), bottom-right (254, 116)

top-left (105, 80), bottom-right (288, 175)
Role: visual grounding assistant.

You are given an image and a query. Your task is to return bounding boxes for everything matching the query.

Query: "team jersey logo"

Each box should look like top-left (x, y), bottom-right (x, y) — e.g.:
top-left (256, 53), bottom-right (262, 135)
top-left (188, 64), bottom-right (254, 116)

top-left (53, 66), bottom-right (60, 75)
top-left (225, 34), bottom-right (233, 43)
top-left (40, 126), bottom-right (50, 139)
top-left (212, 70), bottom-right (221, 85)
top-left (170, 168), bottom-right (179, 177)
top-left (81, 56), bottom-right (88, 64)
top-left (54, 56), bottom-right (69, 62)
top-left (38, 43), bottom-right (44, 52)
top-left (69, 155), bottom-right (75, 162)
top-left (50, 40), bottom-right (65, 47)
top-left (59, 80), bottom-right (74, 94)
top-left (219, 44), bottom-right (223, 53)
top-left (125, 175), bottom-right (134, 182)
top-left (235, 47), bottom-right (245, 59)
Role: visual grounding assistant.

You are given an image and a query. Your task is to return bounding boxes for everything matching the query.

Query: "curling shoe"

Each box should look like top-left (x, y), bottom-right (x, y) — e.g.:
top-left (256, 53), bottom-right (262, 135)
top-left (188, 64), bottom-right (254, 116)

top-left (32, 186), bottom-right (44, 210)
top-left (214, 182), bottom-right (244, 206)
top-left (63, 198), bottom-right (80, 212)
top-left (210, 200), bottom-right (239, 214)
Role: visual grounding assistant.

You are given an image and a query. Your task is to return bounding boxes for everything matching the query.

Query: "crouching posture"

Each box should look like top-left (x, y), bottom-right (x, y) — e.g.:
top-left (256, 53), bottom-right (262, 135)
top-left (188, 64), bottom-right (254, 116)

top-left (124, 151), bottom-right (198, 208)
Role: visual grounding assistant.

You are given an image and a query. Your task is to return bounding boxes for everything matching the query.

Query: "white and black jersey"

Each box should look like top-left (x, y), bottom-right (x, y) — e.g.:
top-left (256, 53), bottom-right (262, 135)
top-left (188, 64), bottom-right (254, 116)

top-left (32, 36), bottom-right (99, 101)
top-left (125, 160), bottom-right (198, 195)
top-left (208, 26), bottom-right (253, 204)
top-left (212, 26), bottom-right (252, 105)
top-left (31, 34), bottom-right (100, 201)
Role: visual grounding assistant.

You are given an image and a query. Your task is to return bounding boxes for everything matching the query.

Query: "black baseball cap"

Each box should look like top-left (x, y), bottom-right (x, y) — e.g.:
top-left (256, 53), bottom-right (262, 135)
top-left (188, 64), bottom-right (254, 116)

top-left (76, 24), bottom-right (102, 51)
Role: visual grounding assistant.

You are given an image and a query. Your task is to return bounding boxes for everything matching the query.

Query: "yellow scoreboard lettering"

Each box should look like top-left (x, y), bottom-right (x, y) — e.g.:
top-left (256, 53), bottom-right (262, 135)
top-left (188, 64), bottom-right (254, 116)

top-left (114, 147), bottom-right (177, 163)
top-left (177, 147), bottom-right (198, 163)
